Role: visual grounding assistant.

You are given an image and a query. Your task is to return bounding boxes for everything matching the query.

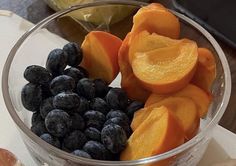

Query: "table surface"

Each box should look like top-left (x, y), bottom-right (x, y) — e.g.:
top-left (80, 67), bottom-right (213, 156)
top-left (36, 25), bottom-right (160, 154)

top-left (1, 0), bottom-right (236, 133)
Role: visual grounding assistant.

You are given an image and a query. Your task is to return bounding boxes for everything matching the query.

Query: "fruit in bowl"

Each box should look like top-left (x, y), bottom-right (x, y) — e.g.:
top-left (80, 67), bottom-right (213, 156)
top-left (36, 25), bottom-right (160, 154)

top-left (81, 31), bottom-right (122, 83)
top-left (20, 3), bottom-right (218, 164)
top-left (22, 33), bottom-right (144, 160)
top-left (1, 0), bottom-right (229, 165)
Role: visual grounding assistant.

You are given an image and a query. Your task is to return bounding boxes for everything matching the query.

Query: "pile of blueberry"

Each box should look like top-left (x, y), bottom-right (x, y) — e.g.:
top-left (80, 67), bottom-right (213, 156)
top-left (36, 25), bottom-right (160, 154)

top-left (21, 42), bottom-right (144, 160)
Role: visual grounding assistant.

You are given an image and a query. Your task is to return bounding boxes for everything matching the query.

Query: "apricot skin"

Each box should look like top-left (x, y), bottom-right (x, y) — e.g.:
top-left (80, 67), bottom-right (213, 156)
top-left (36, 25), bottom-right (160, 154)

top-left (121, 73), bottom-right (150, 102)
top-left (132, 40), bottom-right (198, 94)
top-left (132, 97), bottom-right (200, 140)
top-left (121, 106), bottom-right (185, 161)
top-left (131, 3), bottom-right (180, 40)
top-left (191, 48), bottom-right (216, 92)
top-left (145, 84), bottom-right (212, 117)
top-left (81, 31), bottom-right (122, 83)
top-left (118, 33), bottom-right (150, 102)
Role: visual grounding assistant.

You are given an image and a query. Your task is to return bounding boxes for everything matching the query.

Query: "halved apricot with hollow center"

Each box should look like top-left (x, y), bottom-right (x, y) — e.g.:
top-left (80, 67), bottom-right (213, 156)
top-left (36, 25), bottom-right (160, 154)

top-left (129, 31), bottom-right (181, 63)
top-left (132, 40), bottom-right (198, 94)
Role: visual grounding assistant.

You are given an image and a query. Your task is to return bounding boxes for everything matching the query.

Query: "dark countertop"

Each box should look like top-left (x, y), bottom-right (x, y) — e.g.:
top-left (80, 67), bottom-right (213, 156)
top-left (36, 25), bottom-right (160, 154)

top-left (0, 0), bottom-right (54, 24)
top-left (1, 0), bottom-right (236, 133)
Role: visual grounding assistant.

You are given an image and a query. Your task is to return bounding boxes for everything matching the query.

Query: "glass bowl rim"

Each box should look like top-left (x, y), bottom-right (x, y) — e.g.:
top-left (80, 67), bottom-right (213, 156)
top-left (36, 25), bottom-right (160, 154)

top-left (1, 0), bottom-right (231, 165)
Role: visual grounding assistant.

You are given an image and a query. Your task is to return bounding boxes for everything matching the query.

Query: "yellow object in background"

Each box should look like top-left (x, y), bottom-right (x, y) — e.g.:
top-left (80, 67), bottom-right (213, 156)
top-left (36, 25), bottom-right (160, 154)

top-left (44, 0), bottom-right (150, 25)
top-left (44, 0), bottom-right (87, 11)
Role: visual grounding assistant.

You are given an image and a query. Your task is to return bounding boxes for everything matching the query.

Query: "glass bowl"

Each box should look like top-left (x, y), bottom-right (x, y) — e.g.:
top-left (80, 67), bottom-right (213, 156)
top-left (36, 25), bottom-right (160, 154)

top-left (2, 0), bottom-right (231, 166)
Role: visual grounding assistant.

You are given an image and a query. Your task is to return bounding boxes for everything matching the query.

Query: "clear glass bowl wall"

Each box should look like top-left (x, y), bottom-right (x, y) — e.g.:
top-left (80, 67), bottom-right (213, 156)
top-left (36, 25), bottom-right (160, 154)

top-left (2, 1), bottom-right (231, 166)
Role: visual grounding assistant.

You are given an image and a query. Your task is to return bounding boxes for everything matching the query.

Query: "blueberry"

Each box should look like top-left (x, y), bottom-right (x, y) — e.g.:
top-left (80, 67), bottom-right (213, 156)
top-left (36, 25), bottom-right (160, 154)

top-left (64, 67), bottom-right (85, 83)
top-left (126, 101), bottom-right (144, 119)
top-left (21, 83), bottom-right (43, 112)
top-left (31, 121), bottom-right (47, 136)
top-left (32, 112), bottom-right (43, 126)
top-left (94, 79), bottom-right (109, 97)
top-left (83, 141), bottom-right (110, 160)
top-left (24, 65), bottom-right (52, 85)
top-left (90, 98), bottom-right (109, 114)
top-left (63, 130), bottom-right (87, 151)
top-left (106, 88), bottom-right (128, 110)
top-left (45, 109), bottom-right (72, 137)
top-left (84, 127), bottom-right (101, 142)
top-left (46, 48), bottom-right (67, 76)
top-left (72, 150), bottom-right (91, 159)
top-left (70, 113), bottom-right (85, 131)
top-left (106, 110), bottom-right (129, 123)
top-left (41, 84), bottom-right (53, 98)
top-left (77, 66), bottom-right (89, 78)
top-left (77, 78), bottom-right (95, 100)
top-left (40, 97), bottom-right (54, 119)
top-left (101, 124), bottom-right (127, 153)
top-left (53, 92), bottom-right (80, 110)
top-left (63, 43), bottom-right (83, 67)
top-left (73, 97), bottom-right (89, 115)
top-left (83, 110), bottom-right (105, 130)
top-left (40, 133), bottom-right (61, 148)
top-left (50, 75), bottom-right (75, 95)
top-left (104, 117), bottom-right (132, 137)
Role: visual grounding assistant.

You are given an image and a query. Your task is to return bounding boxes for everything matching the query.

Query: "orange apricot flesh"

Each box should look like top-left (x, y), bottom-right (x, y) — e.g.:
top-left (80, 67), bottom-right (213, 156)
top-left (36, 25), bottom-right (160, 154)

top-left (132, 40), bottom-right (198, 94)
top-left (132, 97), bottom-right (200, 140)
top-left (81, 31), bottom-right (122, 83)
top-left (121, 106), bottom-right (185, 161)
top-left (145, 84), bottom-right (212, 117)
top-left (191, 48), bottom-right (216, 91)
top-left (131, 3), bottom-right (180, 40)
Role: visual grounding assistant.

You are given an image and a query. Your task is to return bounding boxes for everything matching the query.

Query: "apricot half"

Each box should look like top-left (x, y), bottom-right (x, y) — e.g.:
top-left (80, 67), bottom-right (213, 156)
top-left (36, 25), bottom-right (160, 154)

top-left (129, 31), bottom-right (180, 63)
top-left (81, 31), bottom-right (122, 83)
top-left (131, 3), bottom-right (180, 39)
top-left (132, 97), bottom-right (199, 140)
top-left (132, 40), bottom-right (198, 94)
top-left (118, 33), bottom-right (133, 78)
top-left (192, 48), bottom-right (216, 91)
top-left (121, 106), bottom-right (184, 161)
top-left (121, 73), bottom-right (150, 102)
top-left (118, 33), bottom-right (150, 102)
top-left (145, 84), bottom-right (212, 117)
